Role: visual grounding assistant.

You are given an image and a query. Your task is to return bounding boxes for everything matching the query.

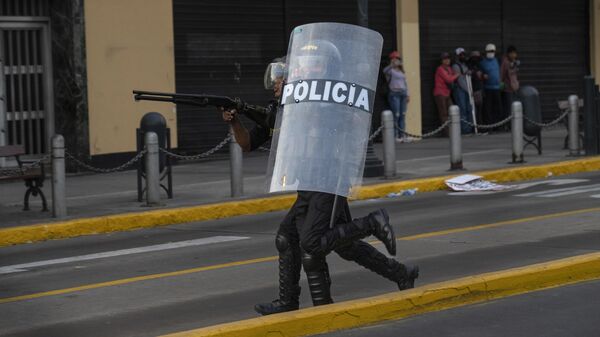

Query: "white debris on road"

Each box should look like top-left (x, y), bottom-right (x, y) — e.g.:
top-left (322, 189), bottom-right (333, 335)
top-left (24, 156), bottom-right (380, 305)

top-left (445, 174), bottom-right (515, 192)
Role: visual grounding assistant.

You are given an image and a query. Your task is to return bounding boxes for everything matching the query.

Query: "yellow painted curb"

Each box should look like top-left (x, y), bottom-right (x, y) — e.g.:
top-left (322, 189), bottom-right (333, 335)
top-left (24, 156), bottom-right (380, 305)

top-left (0, 194), bottom-right (296, 247)
top-left (2, 156), bottom-right (600, 247)
top-left (161, 252), bottom-right (600, 337)
top-left (355, 156), bottom-right (600, 199)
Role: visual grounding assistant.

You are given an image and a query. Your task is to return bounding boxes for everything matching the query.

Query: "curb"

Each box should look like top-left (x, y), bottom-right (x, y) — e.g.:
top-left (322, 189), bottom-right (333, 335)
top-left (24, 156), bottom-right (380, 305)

top-left (2, 156), bottom-right (600, 247)
top-left (161, 252), bottom-right (600, 337)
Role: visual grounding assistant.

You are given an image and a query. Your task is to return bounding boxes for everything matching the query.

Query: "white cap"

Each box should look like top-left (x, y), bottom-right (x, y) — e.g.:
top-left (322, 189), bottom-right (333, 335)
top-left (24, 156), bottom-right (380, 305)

top-left (455, 47), bottom-right (465, 56)
top-left (485, 43), bottom-right (496, 52)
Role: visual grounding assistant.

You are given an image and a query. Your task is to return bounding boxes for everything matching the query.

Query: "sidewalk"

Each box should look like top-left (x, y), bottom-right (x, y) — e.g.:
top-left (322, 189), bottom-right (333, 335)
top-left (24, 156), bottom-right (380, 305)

top-left (0, 128), bottom-right (581, 230)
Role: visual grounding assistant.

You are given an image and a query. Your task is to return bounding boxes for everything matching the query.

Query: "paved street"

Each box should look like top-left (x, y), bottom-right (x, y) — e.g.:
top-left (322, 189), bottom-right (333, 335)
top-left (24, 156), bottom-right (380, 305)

top-left (1, 171), bottom-right (600, 336)
top-left (322, 280), bottom-right (600, 337)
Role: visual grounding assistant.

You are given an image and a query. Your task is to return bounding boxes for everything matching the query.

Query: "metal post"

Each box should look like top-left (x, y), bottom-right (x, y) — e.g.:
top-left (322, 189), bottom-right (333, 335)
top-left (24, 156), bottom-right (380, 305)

top-left (382, 110), bottom-right (396, 178)
top-left (583, 76), bottom-right (598, 155)
top-left (511, 101), bottom-right (524, 163)
top-left (449, 105), bottom-right (463, 170)
top-left (356, 0), bottom-right (384, 178)
top-left (229, 127), bottom-right (243, 197)
top-left (51, 134), bottom-right (66, 217)
top-left (568, 95), bottom-right (581, 156)
top-left (0, 54), bottom-right (6, 167)
top-left (357, 0), bottom-right (368, 27)
top-left (145, 131), bottom-right (160, 206)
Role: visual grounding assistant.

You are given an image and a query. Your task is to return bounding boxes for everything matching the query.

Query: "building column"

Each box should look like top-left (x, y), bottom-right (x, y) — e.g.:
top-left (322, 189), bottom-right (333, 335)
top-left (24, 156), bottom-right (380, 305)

top-left (395, 0), bottom-right (422, 135)
top-left (50, 0), bottom-right (90, 162)
top-left (592, 0), bottom-right (600, 80)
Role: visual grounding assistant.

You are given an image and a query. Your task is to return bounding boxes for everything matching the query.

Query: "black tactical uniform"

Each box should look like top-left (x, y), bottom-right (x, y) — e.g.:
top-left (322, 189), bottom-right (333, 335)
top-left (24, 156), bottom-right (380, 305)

top-left (250, 102), bottom-right (418, 315)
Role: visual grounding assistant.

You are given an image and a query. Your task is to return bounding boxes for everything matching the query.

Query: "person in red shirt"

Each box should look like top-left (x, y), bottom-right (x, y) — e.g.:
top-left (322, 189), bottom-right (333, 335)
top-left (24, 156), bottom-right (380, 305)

top-left (433, 52), bottom-right (459, 136)
top-left (500, 45), bottom-right (520, 124)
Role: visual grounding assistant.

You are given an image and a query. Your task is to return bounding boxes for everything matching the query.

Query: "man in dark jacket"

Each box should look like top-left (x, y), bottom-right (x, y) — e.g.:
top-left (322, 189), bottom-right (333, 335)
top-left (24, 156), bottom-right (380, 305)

top-left (479, 43), bottom-right (503, 129)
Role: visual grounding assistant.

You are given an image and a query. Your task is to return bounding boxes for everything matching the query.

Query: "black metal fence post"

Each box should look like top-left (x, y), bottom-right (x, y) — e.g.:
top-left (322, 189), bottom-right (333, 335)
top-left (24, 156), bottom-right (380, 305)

top-left (583, 76), bottom-right (599, 155)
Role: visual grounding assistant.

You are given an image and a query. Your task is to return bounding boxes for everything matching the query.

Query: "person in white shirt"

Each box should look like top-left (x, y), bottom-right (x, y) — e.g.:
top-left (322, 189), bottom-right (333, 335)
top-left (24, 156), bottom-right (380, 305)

top-left (383, 51), bottom-right (410, 142)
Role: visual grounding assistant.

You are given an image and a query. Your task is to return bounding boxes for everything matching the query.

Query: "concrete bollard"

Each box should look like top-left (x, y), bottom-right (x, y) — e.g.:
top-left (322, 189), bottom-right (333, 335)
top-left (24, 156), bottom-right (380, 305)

top-left (51, 134), bottom-right (67, 218)
top-left (568, 95), bottom-right (580, 156)
top-left (511, 101), bottom-right (524, 163)
top-left (229, 127), bottom-right (243, 197)
top-left (449, 105), bottom-right (463, 170)
top-left (144, 131), bottom-right (161, 206)
top-left (382, 110), bottom-right (396, 178)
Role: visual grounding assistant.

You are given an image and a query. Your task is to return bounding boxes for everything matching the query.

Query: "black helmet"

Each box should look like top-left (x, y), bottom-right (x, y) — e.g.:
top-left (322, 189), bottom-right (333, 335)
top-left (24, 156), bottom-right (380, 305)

top-left (289, 39), bottom-right (342, 80)
top-left (264, 55), bottom-right (287, 90)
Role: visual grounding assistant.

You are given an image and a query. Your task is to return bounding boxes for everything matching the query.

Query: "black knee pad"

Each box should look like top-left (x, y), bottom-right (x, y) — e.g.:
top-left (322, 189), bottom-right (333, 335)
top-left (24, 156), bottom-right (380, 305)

top-left (300, 237), bottom-right (322, 256)
top-left (276, 233), bottom-right (291, 253)
top-left (301, 252), bottom-right (326, 271)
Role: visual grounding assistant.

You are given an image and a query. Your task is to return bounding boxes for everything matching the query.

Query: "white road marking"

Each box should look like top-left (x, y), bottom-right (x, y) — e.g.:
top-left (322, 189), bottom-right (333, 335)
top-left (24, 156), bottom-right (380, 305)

top-left (509, 179), bottom-right (589, 191)
top-left (515, 183), bottom-right (600, 198)
top-left (0, 236), bottom-right (249, 274)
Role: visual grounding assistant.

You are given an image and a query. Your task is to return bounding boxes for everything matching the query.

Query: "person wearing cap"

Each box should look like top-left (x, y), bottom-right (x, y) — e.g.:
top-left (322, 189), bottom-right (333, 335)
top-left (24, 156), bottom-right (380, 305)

top-left (479, 43), bottom-right (503, 129)
top-left (501, 45), bottom-right (520, 122)
top-left (433, 52), bottom-right (459, 136)
top-left (451, 47), bottom-right (474, 134)
top-left (383, 51), bottom-right (410, 142)
top-left (467, 50), bottom-right (484, 125)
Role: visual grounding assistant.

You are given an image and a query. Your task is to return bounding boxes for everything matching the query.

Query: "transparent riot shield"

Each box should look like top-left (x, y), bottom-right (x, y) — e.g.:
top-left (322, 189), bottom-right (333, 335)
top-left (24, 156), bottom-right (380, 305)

top-left (267, 22), bottom-right (383, 197)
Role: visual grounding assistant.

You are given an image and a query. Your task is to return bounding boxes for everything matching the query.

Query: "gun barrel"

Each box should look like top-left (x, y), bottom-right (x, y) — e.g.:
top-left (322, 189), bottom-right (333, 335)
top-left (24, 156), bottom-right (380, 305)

top-left (133, 90), bottom-right (211, 99)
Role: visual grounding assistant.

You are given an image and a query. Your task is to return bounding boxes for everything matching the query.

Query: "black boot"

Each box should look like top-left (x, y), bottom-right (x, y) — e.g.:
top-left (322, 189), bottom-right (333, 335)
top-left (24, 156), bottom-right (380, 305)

top-left (336, 240), bottom-right (416, 289)
top-left (302, 252), bottom-right (333, 306)
top-left (255, 234), bottom-right (302, 315)
top-left (367, 208), bottom-right (396, 256)
top-left (397, 265), bottom-right (419, 290)
top-left (324, 208), bottom-right (396, 256)
top-left (254, 286), bottom-right (300, 315)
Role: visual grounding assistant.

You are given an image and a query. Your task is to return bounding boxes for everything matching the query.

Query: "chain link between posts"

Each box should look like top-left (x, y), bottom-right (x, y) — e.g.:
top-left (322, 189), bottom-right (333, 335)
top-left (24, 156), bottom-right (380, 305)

top-left (396, 120), bottom-right (451, 139)
top-left (369, 125), bottom-right (384, 141)
top-left (65, 150), bottom-right (147, 173)
top-left (0, 154), bottom-right (50, 176)
top-left (461, 114), bottom-right (514, 130)
top-left (523, 108), bottom-right (570, 128)
top-left (159, 134), bottom-right (233, 160)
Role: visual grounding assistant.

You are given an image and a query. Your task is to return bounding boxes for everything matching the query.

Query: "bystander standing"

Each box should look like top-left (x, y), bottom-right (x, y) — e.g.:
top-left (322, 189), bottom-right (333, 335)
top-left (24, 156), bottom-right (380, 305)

top-left (452, 47), bottom-right (474, 134)
top-left (501, 45), bottom-right (520, 122)
top-left (433, 52), bottom-right (459, 136)
top-left (383, 51), bottom-right (410, 142)
top-left (479, 43), bottom-right (503, 130)
top-left (468, 50), bottom-right (484, 127)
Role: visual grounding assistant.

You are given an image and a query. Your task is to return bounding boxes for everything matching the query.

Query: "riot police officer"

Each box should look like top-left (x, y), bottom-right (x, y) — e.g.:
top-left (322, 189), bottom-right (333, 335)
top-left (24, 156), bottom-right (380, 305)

top-left (223, 24), bottom-right (418, 316)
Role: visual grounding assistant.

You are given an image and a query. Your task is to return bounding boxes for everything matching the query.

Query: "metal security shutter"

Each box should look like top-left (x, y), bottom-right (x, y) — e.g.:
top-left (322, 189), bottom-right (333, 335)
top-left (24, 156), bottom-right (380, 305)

top-left (284, 0), bottom-right (357, 35)
top-left (284, 0), bottom-right (394, 56)
top-left (503, 0), bottom-right (589, 120)
top-left (173, 0), bottom-right (285, 153)
top-left (285, 0), bottom-right (395, 126)
top-left (173, 1), bottom-right (395, 152)
top-left (419, 0), bottom-right (502, 132)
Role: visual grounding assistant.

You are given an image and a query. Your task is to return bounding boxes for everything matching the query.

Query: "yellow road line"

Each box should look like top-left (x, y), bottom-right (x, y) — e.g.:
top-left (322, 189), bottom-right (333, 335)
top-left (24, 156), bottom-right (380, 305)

top-left (399, 206), bottom-right (600, 240)
top-left (0, 256), bottom-right (277, 304)
top-left (2, 156), bottom-right (600, 247)
top-left (161, 252), bottom-right (600, 337)
top-left (1, 206), bottom-right (599, 305)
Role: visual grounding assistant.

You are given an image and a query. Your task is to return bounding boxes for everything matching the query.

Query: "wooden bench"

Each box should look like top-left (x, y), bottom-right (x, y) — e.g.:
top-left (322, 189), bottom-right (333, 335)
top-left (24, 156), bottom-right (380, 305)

top-left (0, 145), bottom-right (48, 211)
